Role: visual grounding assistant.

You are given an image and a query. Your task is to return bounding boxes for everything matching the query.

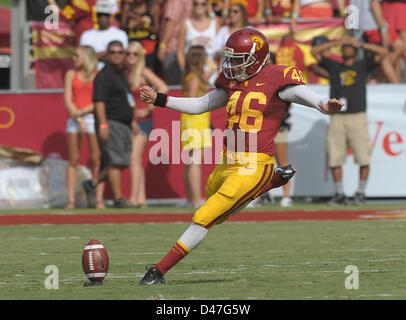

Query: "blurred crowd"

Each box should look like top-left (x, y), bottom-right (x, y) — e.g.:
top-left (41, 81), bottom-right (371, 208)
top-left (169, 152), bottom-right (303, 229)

top-left (45, 0), bottom-right (406, 208)
top-left (45, 0), bottom-right (406, 86)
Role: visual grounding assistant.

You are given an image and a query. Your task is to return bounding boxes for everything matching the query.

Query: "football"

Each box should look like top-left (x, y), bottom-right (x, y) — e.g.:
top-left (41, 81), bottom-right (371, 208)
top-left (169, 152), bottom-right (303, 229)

top-left (82, 239), bottom-right (109, 284)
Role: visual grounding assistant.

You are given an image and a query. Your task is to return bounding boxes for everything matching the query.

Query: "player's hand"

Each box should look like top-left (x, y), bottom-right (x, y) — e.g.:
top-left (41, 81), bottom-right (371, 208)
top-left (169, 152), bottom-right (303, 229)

top-left (139, 85), bottom-right (157, 105)
top-left (318, 98), bottom-right (343, 114)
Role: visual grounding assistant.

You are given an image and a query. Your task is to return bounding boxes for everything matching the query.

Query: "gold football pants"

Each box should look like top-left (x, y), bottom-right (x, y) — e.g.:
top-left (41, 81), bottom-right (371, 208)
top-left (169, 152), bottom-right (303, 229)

top-left (193, 152), bottom-right (275, 229)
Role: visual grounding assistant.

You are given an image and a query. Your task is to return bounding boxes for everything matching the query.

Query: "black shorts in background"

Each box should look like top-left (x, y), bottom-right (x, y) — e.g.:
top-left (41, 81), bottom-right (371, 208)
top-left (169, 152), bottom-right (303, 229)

top-left (98, 120), bottom-right (132, 173)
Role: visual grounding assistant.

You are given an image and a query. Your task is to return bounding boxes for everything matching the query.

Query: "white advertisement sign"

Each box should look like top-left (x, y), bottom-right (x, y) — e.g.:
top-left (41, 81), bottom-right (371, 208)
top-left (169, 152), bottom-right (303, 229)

top-left (271, 84), bottom-right (406, 198)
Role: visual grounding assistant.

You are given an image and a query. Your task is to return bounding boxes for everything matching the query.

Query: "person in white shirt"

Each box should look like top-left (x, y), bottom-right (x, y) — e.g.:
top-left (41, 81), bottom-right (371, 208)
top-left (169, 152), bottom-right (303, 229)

top-left (80, 0), bottom-right (128, 70)
top-left (177, 0), bottom-right (221, 86)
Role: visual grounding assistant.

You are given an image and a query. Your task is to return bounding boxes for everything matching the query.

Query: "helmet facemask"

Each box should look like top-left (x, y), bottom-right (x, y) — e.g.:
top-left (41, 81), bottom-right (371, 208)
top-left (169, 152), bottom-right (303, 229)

top-left (221, 42), bottom-right (268, 82)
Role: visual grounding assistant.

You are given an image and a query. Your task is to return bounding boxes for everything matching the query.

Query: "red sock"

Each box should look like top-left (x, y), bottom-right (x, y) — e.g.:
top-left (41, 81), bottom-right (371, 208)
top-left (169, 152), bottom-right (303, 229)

top-left (155, 241), bottom-right (190, 275)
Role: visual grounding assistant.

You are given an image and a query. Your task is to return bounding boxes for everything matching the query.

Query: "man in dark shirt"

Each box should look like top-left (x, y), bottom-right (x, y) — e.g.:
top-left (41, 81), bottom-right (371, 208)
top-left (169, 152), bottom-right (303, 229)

top-left (312, 35), bottom-right (387, 205)
top-left (86, 40), bottom-right (135, 208)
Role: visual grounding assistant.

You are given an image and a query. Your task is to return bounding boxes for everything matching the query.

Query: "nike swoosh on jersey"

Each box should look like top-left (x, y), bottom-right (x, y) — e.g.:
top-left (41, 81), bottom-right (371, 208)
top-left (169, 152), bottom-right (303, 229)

top-left (256, 82), bottom-right (265, 86)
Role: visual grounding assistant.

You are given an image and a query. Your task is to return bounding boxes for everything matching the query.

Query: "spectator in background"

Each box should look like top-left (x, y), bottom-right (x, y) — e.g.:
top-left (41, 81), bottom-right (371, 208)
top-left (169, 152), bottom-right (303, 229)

top-left (157, 0), bottom-right (193, 85)
top-left (381, 0), bottom-right (406, 82)
top-left (220, 0), bottom-right (265, 25)
top-left (275, 32), bottom-right (322, 83)
top-left (63, 46), bottom-right (104, 209)
top-left (120, 0), bottom-right (161, 70)
top-left (264, 0), bottom-right (293, 24)
top-left (215, 2), bottom-right (250, 65)
top-left (125, 41), bottom-right (168, 208)
top-left (350, 0), bottom-right (403, 83)
top-left (290, 0), bottom-right (346, 33)
top-left (211, 0), bottom-right (227, 19)
top-left (307, 35), bottom-right (340, 83)
top-left (58, 0), bottom-right (98, 46)
top-left (181, 46), bottom-right (214, 208)
top-left (177, 0), bottom-right (221, 86)
top-left (80, 0), bottom-right (128, 70)
top-left (84, 40), bottom-right (136, 208)
top-left (275, 33), bottom-right (306, 73)
top-left (311, 35), bottom-right (388, 205)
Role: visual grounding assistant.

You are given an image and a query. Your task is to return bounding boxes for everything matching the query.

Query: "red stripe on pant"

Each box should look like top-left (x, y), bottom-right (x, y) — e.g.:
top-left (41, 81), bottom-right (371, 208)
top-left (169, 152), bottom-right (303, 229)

top-left (206, 163), bottom-right (273, 229)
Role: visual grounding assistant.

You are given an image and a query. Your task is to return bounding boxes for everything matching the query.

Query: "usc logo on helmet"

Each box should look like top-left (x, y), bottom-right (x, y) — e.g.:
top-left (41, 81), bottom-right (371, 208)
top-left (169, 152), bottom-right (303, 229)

top-left (251, 36), bottom-right (264, 51)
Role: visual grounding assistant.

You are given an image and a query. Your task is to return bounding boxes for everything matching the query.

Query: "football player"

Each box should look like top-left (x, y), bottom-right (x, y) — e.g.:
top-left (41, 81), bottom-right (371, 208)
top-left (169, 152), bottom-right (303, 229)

top-left (138, 28), bottom-right (343, 285)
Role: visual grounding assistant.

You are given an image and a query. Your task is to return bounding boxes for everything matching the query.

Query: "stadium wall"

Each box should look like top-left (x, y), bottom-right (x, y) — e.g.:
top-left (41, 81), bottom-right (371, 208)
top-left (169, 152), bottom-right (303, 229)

top-left (1, 85), bottom-right (406, 199)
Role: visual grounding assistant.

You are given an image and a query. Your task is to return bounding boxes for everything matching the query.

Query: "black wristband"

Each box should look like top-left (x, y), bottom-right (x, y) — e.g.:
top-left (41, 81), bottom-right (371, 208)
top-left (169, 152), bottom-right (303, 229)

top-left (154, 93), bottom-right (168, 107)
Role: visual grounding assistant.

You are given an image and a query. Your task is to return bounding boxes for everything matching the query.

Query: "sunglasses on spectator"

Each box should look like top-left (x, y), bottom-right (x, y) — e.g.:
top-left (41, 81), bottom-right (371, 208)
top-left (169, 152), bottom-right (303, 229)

top-left (97, 12), bottom-right (111, 17)
top-left (109, 50), bottom-right (124, 55)
top-left (193, 2), bottom-right (206, 6)
top-left (126, 51), bottom-right (139, 56)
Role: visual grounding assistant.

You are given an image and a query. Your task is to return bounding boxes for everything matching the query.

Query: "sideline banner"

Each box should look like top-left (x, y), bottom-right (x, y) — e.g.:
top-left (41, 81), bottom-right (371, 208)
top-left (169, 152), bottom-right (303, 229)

top-left (1, 85), bottom-right (406, 199)
top-left (0, 90), bottom-right (220, 200)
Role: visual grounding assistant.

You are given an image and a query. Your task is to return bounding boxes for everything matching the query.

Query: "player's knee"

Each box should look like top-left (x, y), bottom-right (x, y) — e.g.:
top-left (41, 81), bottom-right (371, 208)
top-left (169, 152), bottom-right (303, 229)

top-left (192, 208), bottom-right (211, 228)
top-left (192, 214), bottom-right (209, 228)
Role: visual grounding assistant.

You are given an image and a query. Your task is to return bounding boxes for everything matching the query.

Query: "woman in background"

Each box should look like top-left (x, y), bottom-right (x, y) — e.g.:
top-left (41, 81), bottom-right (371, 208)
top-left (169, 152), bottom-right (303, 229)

top-left (177, 0), bottom-right (221, 86)
top-left (126, 41), bottom-right (168, 207)
top-left (64, 46), bottom-right (105, 209)
top-left (181, 45), bottom-right (214, 208)
top-left (214, 3), bottom-right (250, 66)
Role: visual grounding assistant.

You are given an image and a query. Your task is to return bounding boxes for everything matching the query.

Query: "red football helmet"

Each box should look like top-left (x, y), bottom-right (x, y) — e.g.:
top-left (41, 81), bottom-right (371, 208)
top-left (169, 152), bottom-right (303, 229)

top-left (221, 28), bottom-right (270, 82)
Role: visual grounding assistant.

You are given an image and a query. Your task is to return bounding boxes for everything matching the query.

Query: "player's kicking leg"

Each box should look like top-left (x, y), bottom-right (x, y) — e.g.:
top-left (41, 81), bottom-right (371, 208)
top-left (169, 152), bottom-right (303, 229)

top-left (138, 162), bottom-right (295, 285)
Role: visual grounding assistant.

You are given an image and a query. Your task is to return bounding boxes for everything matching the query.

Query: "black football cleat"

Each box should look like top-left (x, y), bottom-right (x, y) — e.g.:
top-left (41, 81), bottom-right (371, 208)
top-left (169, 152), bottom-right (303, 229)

top-left (139, 266), bottom-right (166, 286)
top-left (257, 164), bottom-right (296, 197)
top-left (275, 164), bottom-right (296, 180)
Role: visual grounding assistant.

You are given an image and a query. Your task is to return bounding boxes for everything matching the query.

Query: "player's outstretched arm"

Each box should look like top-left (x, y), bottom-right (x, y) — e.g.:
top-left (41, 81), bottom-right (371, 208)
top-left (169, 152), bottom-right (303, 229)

top-left (278, 84), bottom-right (343, 115)
top-left (139, 85), bottom-right (229, 115)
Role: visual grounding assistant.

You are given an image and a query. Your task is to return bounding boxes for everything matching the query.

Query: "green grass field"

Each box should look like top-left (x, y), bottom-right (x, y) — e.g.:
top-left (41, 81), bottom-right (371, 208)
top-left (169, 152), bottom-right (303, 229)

top-left (1, 202), bottom-right (406, 300)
